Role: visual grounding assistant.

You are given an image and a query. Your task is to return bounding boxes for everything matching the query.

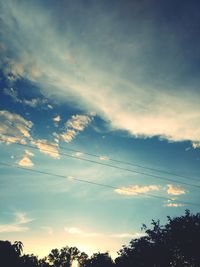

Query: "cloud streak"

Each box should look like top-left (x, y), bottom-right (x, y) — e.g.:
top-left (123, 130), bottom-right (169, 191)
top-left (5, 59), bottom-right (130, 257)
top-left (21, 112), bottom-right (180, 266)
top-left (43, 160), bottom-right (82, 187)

top-left (3, 88), bottom-right (52, 109)
top-left (164, 202), bottom-right (184, 208)
top-left (65, 227), bottom-right (100, 237)
top-left (115, 185), bottom-right (160, 196)
top-left (0, 212), bottom-right (33, 233)
top-left (64, 226), bottom-right (144, 239)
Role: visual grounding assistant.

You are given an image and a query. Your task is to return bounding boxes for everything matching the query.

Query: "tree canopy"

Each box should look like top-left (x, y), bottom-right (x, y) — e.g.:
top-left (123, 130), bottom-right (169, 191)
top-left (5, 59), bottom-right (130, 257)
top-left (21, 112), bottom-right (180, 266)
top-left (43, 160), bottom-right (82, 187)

top-left (115, 210), bottom-right (200, 267)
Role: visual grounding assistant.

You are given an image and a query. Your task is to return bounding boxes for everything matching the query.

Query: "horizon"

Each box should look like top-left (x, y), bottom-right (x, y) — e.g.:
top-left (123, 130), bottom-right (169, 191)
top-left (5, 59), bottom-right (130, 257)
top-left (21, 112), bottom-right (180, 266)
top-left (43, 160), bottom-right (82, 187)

top-left (0, 0), bottom-right (200, 259)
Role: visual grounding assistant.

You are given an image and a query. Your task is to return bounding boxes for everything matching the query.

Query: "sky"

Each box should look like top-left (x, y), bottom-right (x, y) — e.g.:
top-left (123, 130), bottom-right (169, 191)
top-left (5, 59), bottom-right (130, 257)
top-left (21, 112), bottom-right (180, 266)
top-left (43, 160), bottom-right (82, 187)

top-left (0, 0), bottom-right (200, 259)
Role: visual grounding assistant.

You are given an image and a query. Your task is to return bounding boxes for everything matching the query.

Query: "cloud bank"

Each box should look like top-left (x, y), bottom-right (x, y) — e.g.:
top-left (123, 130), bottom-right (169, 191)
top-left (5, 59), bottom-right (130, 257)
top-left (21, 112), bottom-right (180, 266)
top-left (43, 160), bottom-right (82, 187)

top-left (1, 1), bottom-right (200, 145)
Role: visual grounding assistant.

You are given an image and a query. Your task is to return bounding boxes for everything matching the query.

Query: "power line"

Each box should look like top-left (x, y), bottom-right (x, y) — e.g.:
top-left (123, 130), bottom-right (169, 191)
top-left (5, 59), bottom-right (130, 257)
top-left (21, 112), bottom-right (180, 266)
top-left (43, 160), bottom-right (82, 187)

top-left (1, 131), bottom-right (199, 183)
top-left (0, 161), bottom-right (199, 207)
top-left (52, 144), bottom-right (200, 183)
top-left (1, 137), bottom-right (200, 189)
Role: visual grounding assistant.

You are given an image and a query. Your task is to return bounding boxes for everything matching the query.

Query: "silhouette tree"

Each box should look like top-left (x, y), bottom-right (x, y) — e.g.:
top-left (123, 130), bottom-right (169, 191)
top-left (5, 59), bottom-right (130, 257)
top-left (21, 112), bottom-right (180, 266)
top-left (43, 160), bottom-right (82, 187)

top-left (48, 248), bottom-right (62, 267)
top-left (38, 257), bottom-right (51, 267)
top-left (0, 240), bottom-right (22, 267)
top-left (83, 252), bottom-right (114, 267)
top-left (48, 246), bottom-right (81, 267)
top-left (77, 252), bottom-right (88, 267)
top-left (21, 253), bottom-right (39, 267)
top-left (116, 210), bottom-right (200, 267)
top-left (67, 246), bottom-right (81, 266)
top-left (13, 241), bottom-right (24, 256)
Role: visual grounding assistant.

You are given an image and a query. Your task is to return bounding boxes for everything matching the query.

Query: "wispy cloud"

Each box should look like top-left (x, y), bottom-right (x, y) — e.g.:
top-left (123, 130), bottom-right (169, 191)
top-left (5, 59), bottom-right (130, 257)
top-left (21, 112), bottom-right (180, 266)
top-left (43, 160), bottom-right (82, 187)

top-left (115, 185), bottom-right (160, 196)
top-left (64, 226), bottom-right (143, 240)
top-left (110, 232), bottom-right (145, 239)
top-left (1, 1), bottom-right (200, 145)
top-left (167, 184), bottom-right (186, 196)
top-left (3, 88), bottom-right (52, 109)
top-left (0, 212), bottom-right (33, 233)
top-left (31, 139), bottom-right (60, 159)
top-left (0, 224), bottom-right (29, 233)
top-left (0, 110), bottom-right (33, 144)
top-left (164, 202), bottom-right (184, 208)
top-left (41, 226), bottom-right (53, 235)
top-left (73, 152), bottom-right (84, 157)
top-left (99, 155), bottom-right (109, 161)
top-left (64, 227), bottom-right (100, 237)
top-left (15, 212), bottom-right (33, 224)
top-left (64, 227), bottom-right (145, 242)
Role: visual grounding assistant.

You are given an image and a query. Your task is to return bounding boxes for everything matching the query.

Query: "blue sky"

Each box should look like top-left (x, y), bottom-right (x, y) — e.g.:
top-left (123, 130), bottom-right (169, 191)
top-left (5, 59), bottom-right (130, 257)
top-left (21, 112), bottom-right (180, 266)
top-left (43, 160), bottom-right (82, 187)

top-left (0, 0), bottom-right (200, 259)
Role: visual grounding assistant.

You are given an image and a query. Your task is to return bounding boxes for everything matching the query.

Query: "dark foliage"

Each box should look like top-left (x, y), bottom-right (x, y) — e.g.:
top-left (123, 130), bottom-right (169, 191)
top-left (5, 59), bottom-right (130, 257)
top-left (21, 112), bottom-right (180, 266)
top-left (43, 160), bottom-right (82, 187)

top-left (82, 252), bottom-right (114, 267)
top-left (115, 210), bottom-right (200, 267)
top-left (1, 210), bottom-right (200, 267)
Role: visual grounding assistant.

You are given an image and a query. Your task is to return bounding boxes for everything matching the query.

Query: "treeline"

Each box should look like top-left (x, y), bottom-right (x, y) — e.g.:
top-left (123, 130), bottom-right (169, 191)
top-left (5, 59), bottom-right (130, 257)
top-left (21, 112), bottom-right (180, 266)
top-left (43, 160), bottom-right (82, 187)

top-left (1, 210), bottom-right (200, 267)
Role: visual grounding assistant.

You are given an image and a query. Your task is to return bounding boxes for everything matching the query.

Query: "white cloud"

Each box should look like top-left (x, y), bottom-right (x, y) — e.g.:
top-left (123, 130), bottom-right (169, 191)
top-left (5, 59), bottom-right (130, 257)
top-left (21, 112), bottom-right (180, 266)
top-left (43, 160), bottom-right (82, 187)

top-left (192, 142), bottom-right (200, 149)
top-left (53, 115), bottom-right (61, 123)
top-left (0, 212), bottom-right (33, 233)
top-left (167, 184), bottom-right (186, 195)
top-left (60, 129), bottom-right (77, 143)
top-left (0, 224), bottom-right (29, 233)
top-left (15, 212), bottom-right (33, 224)
top-left (73, 152), bottom-right (83, 157)
top-left (32, 139), bottom-right (60, 159)
top-left (110, 232), bottom-right (145, 239)
top-left (64, 226), bottom-right (144, 240)
top-left (18, 155), bottom-right (34, 167)
top-left (54, 114), bottom-right (92, 144)
top-left (23, 98), bottom-right (41, 108)
top-left (3, 53), bottom-right (43, 81)
top-left (164, 201), bottom-right (184, 208)
top-left (65, 115), bottom-right (91, 131)
top-left (0, 110), bottom-right (33, 144)
top-left (64, 227), bottom-right (100, 237)
top-left (99, 155), bottom-right (109, 161)
top-left (0, 135), bottom-right (26, 145)
top-left (164, 203), bottom-right (184, 207)
top-left (47, 104), bottom-right (53, 109)
top-left (25, 150), bottom-right (34, 157)
top-left (115, 185), bottom-right (160, 196)
top-left (18, 150), bottom-right (34, 167)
